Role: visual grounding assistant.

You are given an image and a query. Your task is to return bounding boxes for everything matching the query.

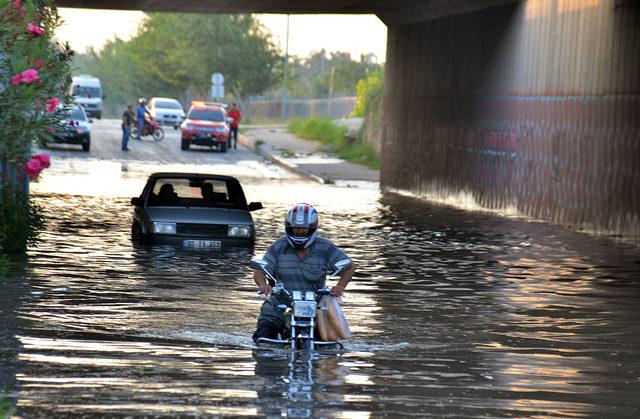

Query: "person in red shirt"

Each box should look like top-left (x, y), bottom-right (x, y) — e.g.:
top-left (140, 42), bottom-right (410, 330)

top-left (227, 103), bottom-right (241, 150)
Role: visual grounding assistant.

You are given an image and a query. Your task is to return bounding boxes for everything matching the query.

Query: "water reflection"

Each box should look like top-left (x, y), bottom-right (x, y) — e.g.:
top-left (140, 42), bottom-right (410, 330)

top-left (0, 172), bottom-right (638, 417)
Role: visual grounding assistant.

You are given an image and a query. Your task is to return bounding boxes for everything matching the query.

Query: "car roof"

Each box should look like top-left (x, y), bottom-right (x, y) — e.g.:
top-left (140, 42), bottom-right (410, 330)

top-left (151, 97), bottom-right (180, 102)
top-left (189, 101), bottom-right (226, 110)
top-left (149, 172), bottom-right (240, 182)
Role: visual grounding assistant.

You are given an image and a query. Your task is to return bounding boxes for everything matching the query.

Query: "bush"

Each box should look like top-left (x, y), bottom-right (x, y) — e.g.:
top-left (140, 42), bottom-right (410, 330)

top-left (0, 188), bottom-right (44, 255)
top-left (0, 0), bottom-right (71, 275)
top-left (287, 117), bottom-right (380, 170)
top-left (0, 254), bottom-right (9, 277)
top-left (351, 72), bottom-right (383, 118)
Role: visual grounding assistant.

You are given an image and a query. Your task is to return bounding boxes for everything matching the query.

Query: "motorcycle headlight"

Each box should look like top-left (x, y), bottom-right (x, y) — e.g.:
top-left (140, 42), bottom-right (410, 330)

top-left (228, 225), bottom-right (250, 237)
top-left (152, 222), bottom-right (176, 234)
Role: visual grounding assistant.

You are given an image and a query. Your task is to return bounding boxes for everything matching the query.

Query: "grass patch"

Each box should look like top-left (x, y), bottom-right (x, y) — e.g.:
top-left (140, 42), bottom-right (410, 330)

top-left (287, 117), bottom-right (380, 170)
top-left (278, 148), bottom-right (296, 158)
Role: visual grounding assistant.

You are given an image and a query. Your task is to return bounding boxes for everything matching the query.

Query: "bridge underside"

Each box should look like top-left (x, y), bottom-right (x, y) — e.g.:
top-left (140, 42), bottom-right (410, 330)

top-left (53, 0), bottom-right (517, 26)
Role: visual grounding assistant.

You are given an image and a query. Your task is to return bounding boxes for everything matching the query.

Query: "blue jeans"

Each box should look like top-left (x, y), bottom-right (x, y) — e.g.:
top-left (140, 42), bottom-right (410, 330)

top-left (230, 127), bottom-right (238, 148)
top-left (121, 127), bottom-right (130, 150)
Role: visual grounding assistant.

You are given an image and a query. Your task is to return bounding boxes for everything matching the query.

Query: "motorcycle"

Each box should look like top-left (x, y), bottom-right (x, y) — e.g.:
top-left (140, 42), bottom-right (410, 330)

top-left (131, 117), bottom-right (164, 141)
top-left (250, 257), bottom-right (352, 351)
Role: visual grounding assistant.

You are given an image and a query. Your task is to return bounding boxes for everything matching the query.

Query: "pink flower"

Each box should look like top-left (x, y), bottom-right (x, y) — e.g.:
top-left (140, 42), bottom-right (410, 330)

top-left (32, 59), bottom-right (44, 68)
top-left (46, 97), bottom-right (59, 112)
top-left (27, 23), bottom-right (44, 37)
top-left (46, 127), bottom-right (55, 133)
top-left (20, 68), bottom-right (39, 84)
top-left (11, 75), bottom-right (21, 85)
top-left (33, 153), bottom-right (51, 169)
top-left (23, 159), bottom-right (43, 178)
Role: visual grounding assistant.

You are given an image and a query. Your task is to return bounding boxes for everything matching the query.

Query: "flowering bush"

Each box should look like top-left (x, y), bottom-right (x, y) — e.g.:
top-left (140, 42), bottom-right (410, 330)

top-left (0, 0), bottom-right (73, 258)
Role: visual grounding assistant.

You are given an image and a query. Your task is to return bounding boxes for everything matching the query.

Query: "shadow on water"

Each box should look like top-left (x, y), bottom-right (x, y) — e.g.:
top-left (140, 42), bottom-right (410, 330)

top-left (0, 181), bottom-right (639, 417)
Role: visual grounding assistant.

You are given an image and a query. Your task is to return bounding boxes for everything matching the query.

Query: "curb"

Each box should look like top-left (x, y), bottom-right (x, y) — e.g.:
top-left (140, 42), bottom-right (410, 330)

top-left (238, 133), bottom-right (325, 184)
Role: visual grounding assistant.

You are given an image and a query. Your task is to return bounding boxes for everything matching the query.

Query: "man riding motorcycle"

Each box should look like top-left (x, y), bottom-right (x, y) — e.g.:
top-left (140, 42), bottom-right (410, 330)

top-left (252, 203), bottom-right (356, 343)
top-left (136, 98), bottom-right (152, 133)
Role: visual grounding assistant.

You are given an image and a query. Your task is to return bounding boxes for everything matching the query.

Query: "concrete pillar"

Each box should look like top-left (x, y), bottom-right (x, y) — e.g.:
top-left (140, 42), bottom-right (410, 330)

top-left (382, 0), bottom-right (640, 242)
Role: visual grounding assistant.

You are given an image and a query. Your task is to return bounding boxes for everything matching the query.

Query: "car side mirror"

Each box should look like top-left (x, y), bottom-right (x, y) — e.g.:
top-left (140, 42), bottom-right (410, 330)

top-left (131, 197), bottom-right (144, 206)
top-left (226, 117), bottom-right (233, 124)
top-left (248, 202), bottom-right (263, 211)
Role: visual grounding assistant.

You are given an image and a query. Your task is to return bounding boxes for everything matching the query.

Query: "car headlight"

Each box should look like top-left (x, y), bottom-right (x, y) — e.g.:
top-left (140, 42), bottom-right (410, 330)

top-left (228, 225), bottom-right (250, 237)
top-left (152, 222), bottom-right (176, 234)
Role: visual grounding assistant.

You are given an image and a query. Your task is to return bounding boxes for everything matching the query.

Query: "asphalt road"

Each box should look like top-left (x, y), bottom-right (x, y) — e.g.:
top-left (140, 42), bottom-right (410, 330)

top-left (41, 118), bottom-right (257, 166)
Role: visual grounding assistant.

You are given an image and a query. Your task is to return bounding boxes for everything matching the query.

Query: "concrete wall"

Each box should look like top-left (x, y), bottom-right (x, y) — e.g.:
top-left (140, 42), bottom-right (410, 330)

top-left (382, 0), bottom-right (640, 242)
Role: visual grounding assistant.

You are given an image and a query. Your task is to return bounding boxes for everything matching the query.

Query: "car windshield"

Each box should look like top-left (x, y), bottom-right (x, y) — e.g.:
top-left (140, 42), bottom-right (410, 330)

top-left (69, 107), bottom-right (86, 121)
top-left (188, 109), bottom-right (224, 122)
top-left (72, 85), bottom-right (101, 98)
top-left (155, 101), bottom-right (182, 110)
top-left (147, 177), bottom-right (247, 209)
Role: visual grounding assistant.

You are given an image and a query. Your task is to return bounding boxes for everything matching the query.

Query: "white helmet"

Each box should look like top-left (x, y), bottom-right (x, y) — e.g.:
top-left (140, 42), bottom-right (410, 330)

top-left (285, 203), bottom-right (318, 249)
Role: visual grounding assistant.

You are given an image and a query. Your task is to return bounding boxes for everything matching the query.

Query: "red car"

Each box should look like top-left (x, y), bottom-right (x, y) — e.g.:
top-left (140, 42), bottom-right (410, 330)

top-left (180, 102), bottom-right (230, 152)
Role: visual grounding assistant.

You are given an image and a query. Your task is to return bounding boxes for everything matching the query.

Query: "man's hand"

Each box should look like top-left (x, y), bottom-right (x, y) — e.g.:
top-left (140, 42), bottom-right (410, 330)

top-left (258, 283), bottom-right (272, 296)
top-left (330, 284), bottom-right (345, 297)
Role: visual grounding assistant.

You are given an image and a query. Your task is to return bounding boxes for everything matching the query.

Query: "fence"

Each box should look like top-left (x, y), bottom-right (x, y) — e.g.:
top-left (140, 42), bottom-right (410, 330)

top-left (246, 97), bottom-right (356, 121)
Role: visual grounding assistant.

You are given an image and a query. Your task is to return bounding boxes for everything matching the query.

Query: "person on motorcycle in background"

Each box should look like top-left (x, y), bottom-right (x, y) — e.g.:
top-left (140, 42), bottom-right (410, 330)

top-left (136, 98), bottom-right (152, 134)
top-left (252, 203), bottom-right (356, 342)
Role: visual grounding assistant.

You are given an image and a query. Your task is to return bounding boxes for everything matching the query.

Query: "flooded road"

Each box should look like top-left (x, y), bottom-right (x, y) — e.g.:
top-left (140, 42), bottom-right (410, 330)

top-left (2, 151), bottom-right (640, 417)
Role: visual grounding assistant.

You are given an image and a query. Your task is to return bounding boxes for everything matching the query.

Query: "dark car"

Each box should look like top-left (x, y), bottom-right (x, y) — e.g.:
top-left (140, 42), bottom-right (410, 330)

top-left (130, 172), bottom-right (263, 248)
top-left (180, 102), bottom-right (230, 152)
top-left (52, 105), bottom-right (91, 151)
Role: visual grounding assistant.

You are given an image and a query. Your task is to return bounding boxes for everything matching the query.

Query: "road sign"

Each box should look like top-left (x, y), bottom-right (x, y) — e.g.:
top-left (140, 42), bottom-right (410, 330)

top-left (211, 72), bottom-right (224, 85)
top-left (211, 85), bottom-right (224, 98)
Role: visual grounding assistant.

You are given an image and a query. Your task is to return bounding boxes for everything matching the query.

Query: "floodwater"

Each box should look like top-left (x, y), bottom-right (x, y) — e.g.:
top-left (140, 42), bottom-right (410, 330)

top-left (1, 159), bottom-right (640, 418)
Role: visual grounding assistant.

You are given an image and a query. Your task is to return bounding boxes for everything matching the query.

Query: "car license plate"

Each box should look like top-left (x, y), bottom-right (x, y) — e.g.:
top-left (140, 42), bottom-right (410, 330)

top-left (183, 239), bottom-right (221, 249)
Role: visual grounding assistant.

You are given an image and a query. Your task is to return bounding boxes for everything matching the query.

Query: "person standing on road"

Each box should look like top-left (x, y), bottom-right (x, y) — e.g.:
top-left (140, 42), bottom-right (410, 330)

top-left (121, 104), bottom-right (133, 151)
top-left (227, 103), bottom-right (241, 150)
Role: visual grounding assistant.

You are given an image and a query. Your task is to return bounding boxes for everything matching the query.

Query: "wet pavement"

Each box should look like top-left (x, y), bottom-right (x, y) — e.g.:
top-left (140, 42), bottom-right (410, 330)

top-left (1, 119), bottom-right (640, 417)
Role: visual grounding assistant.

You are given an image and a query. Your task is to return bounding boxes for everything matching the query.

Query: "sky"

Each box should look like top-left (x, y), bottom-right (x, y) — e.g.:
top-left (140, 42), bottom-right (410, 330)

top-left (55, 9), bottom-right (387, 62)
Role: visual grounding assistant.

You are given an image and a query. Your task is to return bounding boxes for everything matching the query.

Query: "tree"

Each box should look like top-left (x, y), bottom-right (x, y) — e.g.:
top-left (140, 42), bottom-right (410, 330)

top-left (80, 13), bottom-right (280, 113)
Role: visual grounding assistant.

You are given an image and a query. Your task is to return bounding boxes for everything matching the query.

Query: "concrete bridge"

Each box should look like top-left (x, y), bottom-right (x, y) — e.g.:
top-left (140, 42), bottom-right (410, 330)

top-left (57, 0), bottom-right (640, 242)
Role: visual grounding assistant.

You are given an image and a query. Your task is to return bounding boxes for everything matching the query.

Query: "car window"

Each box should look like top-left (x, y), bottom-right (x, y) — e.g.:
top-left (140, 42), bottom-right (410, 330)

top-left (72, 85), bottom-right (100, 98)
top-left (155, 101), bottom-right (182, 110)
top-left (188, 108), bottom-right (224, 122)
top-left (148, 178), bottom-right (246, 208)
top-left (70, 107), bottom-right (86, 121)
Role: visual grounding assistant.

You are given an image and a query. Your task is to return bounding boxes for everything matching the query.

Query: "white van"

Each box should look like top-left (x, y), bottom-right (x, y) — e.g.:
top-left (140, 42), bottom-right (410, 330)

top-left (71, 75), bottom-right (103, 119)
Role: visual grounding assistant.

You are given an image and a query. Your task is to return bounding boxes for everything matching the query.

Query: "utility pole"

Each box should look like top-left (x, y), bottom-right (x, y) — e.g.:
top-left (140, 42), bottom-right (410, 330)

top-left (281, 14), bottom-right (290, 122)
top-left (327, 66), bottom-right (335, 118)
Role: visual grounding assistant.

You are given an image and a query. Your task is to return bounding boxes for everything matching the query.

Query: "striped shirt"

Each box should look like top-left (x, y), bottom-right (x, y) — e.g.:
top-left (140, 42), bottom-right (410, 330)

top-left (263, 235), bottom-right (349, 293)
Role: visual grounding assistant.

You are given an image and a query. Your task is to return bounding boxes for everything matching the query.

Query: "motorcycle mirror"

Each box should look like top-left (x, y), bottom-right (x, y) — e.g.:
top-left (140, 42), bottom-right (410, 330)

top-left (249, 257), bottom-right (268, 270)
top-left (330, 258), bottom-right (352, 277)
top-left (250, 257), bottom-right (276, 286)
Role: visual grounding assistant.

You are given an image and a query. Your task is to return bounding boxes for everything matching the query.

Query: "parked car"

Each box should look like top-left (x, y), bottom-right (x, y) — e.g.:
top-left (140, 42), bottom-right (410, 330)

top-left (51, 104), bottom-right (91, 151)
top-left (148, 97), bottom-right (185, 129)
top-left (130, 172), bottom-right (263, 248)
top-left (180, 101), bottom-right (230, 152)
